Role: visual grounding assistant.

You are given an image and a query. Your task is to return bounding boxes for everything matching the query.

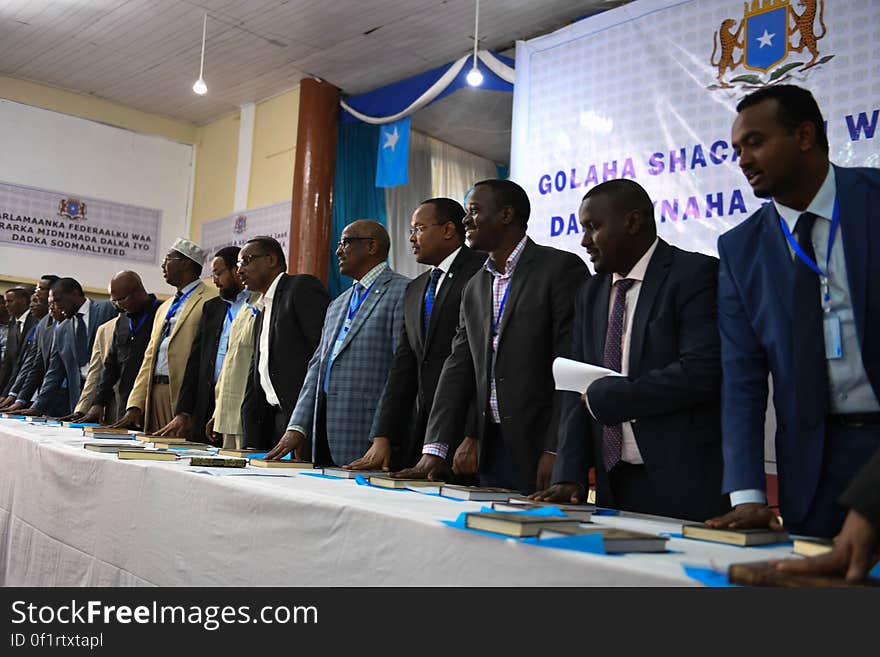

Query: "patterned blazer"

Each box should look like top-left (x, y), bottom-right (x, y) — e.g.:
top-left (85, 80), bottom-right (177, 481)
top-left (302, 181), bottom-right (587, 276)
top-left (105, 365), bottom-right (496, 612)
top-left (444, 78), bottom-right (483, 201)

top-left (289, 265), bottom-right (409, 466)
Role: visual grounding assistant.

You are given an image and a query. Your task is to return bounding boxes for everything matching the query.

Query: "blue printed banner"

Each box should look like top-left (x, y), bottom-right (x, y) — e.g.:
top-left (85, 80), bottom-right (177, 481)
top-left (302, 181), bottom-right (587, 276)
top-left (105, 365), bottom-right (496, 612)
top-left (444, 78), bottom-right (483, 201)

top-left (375, 117), bottom-right (410, 188)
top-left (744, 4), bottom-right (788, 72)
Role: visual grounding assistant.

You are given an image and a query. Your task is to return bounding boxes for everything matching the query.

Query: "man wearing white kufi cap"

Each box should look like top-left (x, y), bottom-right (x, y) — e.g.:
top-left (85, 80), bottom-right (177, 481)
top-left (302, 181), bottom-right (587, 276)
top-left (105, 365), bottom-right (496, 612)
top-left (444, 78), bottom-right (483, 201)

top-left (111, 238), bottom-right (218, 432)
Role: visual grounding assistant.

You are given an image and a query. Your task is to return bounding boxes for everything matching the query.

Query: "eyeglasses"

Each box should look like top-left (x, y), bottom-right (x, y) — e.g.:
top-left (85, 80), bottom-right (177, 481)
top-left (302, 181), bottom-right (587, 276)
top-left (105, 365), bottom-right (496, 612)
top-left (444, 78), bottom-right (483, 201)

top-left (162, 254), bottom-right (186, 264)
top-left (237, 254), bottom-right (268, 267)
top-left (408, 223), bottom-right (448, 236)
top-left (336, 237), bottom-right (374, 250)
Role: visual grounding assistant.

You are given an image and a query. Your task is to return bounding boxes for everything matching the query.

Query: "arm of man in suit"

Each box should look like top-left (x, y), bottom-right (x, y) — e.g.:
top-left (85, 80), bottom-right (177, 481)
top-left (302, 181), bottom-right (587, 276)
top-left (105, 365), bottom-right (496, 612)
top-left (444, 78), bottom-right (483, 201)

top-left (155, 312), bottom-right (207, 437)
top-left (346, 319), bottom-right (416, 471)
top-left (85, 333), bottom-right (122, 423)
top-left (537, 255), bottom-right (590, 489)
top-left (108, 321), bottom-right (158, 429)
top-left (11, 342), bottom-right (47, 410)
top-left (778, 449), bottom-right (880, 582)
top-left (532, 285), bottom-right (593, 504)
top-left (366, 285), bottom-right (407, 442)
top-left (5, 339), bottom-right (37, 406)
top-left (265, 323), bottom-right (327, 461)
top-left (70, 320), bottom-right (113, 419)
top-left (586, 257), bottom-right (721, 423)
top-left (705, 239), bottom-right (780, 531)
top-left (28, 339), bottom-right (66, 415)
top-left (292, 275), bottom-right (331, 353)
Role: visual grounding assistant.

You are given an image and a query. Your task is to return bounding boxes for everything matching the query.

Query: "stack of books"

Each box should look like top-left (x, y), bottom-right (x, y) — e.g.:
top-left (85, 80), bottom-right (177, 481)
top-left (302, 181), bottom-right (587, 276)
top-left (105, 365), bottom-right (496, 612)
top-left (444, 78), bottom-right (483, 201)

top-left (681, 524), bottom-right (790, 546)
top-left (248, 459), bottom-right (314, 469)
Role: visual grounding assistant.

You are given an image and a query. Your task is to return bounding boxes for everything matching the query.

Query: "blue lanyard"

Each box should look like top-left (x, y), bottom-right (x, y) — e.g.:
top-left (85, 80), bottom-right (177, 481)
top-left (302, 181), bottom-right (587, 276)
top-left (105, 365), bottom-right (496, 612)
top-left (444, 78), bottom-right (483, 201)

top-left (165, 285), bottom-right (196, 323)
top-left (777, 198), bottom-right (839, 304)
top-left (347, 282), bottom-right (374, 320)
top-left (490, 279), bottom-right (512, 336)
top-left (225, 304), bottom-right (234, 323)
top-left (26, 324), bottom-right (37, 344)
top-left (129, 299), bottom-right (159, 337)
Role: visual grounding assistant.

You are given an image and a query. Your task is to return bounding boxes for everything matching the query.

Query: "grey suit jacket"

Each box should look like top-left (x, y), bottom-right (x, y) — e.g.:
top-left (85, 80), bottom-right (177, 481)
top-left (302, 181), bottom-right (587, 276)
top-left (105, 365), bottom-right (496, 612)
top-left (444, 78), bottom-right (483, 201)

top-left (35, 300), bottom-right (118, 412)
top-left (14, 315), bottom-right (58, 403)
top-left (288, 265), bottom-right (410, 466)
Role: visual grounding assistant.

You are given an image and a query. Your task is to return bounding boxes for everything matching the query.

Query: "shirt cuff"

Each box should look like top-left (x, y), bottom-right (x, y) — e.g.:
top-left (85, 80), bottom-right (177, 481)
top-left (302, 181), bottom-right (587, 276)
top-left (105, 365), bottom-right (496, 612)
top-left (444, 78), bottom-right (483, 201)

top-left (286, 424), bottom-right (309, 439)
top-left (422, 442), bottom-right (448, 459)
top-left (583, 390), bottom-right (597, 421)
top-left (729, 489), bottom-right (767, 507)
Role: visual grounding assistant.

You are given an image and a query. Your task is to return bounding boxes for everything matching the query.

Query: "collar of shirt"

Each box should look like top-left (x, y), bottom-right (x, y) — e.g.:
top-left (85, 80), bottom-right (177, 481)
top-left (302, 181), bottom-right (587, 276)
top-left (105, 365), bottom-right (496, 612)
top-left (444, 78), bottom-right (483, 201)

top-left (177, 279), bottom-right (201, 298)
top-left (434, 246), bottom-right (462, 278)
top-left (774, 164), bottom-right (836, 232)
top-left (483, 235), bottom-right (529, 279)
top-left (224, 288), bottom-right (250, 310)
top-left (76, 297), bottom-right (91, 319)
top-left (261, 271), bottom-right (285, 306)
top-left (612, 237), bottom-right (659, 285)
top-left (17, 308), bottom-right (30, 329)
top-left (355, 262), bottom-right (388, 290)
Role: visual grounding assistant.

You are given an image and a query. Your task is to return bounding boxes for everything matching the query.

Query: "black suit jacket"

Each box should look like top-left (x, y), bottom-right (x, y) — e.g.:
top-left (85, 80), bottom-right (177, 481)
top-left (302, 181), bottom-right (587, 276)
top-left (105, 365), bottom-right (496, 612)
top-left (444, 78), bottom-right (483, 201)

top-left (554, 239), bottom-right (728, 521)
top-left (0, 312), bottom-right (38, 396)
top-left (841, 448), bottom-right (880, 527)
top-left (242, 273), bottom-right (329, 449)
top-left (425, 238), bottom-right (588, 487)
top-left (375, 246), bottom-right (486, 467)
top-left (175, 296), bottom-right (227, 436)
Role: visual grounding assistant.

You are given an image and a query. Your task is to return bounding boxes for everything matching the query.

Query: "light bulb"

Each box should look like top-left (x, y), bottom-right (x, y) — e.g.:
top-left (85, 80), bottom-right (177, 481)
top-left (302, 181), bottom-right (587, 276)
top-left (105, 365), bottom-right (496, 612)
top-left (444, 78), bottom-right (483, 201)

top-left (192, 78), bottom-right (207, 95)
top-left (466, 67), bottom-right (483, 87)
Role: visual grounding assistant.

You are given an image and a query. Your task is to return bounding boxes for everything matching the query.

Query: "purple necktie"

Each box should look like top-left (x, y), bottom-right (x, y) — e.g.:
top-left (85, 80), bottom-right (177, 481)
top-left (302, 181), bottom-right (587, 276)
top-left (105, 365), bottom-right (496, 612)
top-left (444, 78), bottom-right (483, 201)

top-left (602, 278), bottom-right (636, 471)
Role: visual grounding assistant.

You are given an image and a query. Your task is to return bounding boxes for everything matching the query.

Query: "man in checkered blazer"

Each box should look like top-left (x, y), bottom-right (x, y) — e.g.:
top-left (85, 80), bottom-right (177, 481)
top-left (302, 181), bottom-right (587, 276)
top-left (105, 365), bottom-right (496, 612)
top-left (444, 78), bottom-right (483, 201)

top-left (265, 220), bottom-right (410, 466)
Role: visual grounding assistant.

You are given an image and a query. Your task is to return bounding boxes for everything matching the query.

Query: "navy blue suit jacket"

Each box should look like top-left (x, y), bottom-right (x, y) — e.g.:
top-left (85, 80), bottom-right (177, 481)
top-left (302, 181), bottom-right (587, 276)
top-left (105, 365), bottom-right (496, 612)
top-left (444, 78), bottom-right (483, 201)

top-left (717, 165), bottom-right (880, 523)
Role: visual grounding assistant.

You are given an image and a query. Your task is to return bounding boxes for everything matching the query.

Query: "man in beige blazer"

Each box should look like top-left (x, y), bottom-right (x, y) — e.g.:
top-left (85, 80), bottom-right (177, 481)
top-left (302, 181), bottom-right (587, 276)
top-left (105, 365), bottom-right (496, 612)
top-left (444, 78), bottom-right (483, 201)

top-left (111, 238), bottom-right (216, 432)
top-left (209, 287), bottom-right (260, 449)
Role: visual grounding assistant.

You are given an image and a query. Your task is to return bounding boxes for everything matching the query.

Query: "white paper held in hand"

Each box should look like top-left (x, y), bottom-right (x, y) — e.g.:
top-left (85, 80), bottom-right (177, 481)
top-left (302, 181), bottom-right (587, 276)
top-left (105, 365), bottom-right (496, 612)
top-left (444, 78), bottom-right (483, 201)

top-left (552, 357), bottom-right (622, 394)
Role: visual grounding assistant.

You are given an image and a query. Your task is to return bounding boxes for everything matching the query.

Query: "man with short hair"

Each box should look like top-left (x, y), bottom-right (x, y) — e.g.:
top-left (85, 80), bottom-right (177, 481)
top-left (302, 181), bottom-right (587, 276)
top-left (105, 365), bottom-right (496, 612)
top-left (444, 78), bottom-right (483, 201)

top-left (22, 278), bottom-right (117, 417)
top-left (154, 246), bottom-right (249, 442)
top-left (76, 271), bottom-right (160, 424)
top-left (708, 85), bottom-right (880, 537)
top-left (395, 180), bottom-right (588, 493)
top-left (0, 294), bottom-right (8, 367)
top-left (532, 180), bottom-right (728, 520)
top-left (239, 236), bottom-right (329, 451)
top-left (264, 221), bottom-right (409, 466)
top-left (112, 238), bottom-right (217, 432)
top-left (0, 287), bottom-right (36, 397)
top-left (0, 280), bottom-right (52, 411)
top-left (345, 198), bottom-right (485, 471)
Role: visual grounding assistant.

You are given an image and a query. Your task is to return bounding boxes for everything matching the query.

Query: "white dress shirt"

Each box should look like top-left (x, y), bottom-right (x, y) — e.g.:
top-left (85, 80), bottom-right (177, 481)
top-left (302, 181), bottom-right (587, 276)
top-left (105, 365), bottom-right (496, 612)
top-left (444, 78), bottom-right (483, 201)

top-left (154, 280), bottom-right (200, 377)
top-left (258, 272), bottom-right (285, 407)
top-left (432, 246), bottom-right (462, 296)
top-left (587, 238), bottom-right (659, 465)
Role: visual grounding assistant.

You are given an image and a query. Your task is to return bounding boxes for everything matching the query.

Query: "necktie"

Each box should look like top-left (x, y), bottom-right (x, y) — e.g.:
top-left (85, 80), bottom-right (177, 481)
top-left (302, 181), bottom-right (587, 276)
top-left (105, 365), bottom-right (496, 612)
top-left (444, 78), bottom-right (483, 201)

top-left (160, 290), bottom-right (183, 341)
top-left (423, 268), bottom-right (444, 335)
top-left (74, 312), bottom-right (88, 367)
top-left (791, 212), bottom-right (829, 418)
top-left (601, 278), bottom-right (636, 471)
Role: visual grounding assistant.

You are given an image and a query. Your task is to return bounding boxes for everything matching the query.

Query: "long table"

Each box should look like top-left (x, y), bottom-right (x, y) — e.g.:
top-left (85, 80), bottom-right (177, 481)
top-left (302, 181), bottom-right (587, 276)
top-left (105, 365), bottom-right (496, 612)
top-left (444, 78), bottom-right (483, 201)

top-left (0, 420), bottom-right (796, 587)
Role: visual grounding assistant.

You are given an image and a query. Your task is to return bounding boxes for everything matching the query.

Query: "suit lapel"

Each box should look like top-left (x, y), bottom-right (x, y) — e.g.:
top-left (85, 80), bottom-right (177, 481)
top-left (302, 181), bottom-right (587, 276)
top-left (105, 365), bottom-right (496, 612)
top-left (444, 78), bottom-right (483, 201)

top-left (424, 247), bottom-right (470, 350)
top-left (835, 166), bottom-right (869, 346)
top-left (760, 202), bottom-right (795, 323)
top-left (267, 273), bottom-right (288, 351)
top-left (170, 282), bottom-right (203, 340)
top-left (593, 276), bottom-right (611, 363)
top-left (337, 268), bottom-right (392, 354)
top-left (628, 240), bottom-right (673, 373)
top-left (496, 240), bottom-right (534, 344)
top-left (406, 272), bottom-right (430, 353)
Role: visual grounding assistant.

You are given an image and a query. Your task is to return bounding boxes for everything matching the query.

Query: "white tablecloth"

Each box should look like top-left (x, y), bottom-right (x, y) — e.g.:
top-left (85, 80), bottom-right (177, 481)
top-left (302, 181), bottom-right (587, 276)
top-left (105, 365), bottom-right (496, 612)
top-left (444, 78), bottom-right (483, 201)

top-left (0, 419), bottom-right (796, 586)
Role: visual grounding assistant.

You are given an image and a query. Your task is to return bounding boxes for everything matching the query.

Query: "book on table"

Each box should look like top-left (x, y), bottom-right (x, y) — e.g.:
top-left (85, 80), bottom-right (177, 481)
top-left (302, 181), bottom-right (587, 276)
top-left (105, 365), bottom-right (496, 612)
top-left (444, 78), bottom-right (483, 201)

top-left (163, 441), bottom-right (214, 450)
top-left (63, 421), bottom-right (101, 428)
top-left (321, 467), bottom-right (386, 479)
top-left (727, 561), bottom-right (880, 588)
top-left (117, 449), bottom-right (178, 461)
top-left (494, 499), bottom-right (595, 522)
top-left (537, 525), bottom-right (668, 553)
top-left (248, 459), bottom-right (314, 469)
top-left (218, 448), bottom-right (265, 458)
top-left (82, 427), bottom-right (135, 439)
top-left (792, 538), bottom-right (834, 557)
top-left (368, 476), bottom-right (444, 490)
top-left (440, 485), bottom-right (522, 501)
top-left (189, 456), bottom-right (247, 468)
top-left (463, 511), bottom-right (581, 537)
top-left (84, 443), bottom-right (146, 454)
top-left (681, 524), bottom-right (791, 546)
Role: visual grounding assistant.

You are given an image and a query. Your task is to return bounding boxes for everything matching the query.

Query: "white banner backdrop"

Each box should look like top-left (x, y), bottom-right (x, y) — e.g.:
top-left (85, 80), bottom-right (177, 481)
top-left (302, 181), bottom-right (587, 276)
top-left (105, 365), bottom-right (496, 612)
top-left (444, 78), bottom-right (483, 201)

top-left (512, 0), bottom-right (880, 261)
top-left (0, 180), bottom-right (161, 264)
top-left (199, 201), bottom-right (291, 262)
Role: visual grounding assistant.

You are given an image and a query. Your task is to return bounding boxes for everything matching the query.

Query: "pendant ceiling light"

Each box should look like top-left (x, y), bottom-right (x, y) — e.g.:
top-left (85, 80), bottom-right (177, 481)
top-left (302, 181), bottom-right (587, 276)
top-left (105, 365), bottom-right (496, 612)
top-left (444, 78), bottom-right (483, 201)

top-left (466, 0), bottom-right (483, 86)
top-left (192, 13), bottom-right (208, 95)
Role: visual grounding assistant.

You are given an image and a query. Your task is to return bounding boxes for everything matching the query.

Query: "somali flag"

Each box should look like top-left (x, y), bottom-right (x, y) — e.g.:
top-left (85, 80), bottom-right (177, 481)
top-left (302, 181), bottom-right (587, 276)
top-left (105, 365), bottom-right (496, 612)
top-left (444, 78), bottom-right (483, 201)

top-left (375, 117), bottom-right (410, 188)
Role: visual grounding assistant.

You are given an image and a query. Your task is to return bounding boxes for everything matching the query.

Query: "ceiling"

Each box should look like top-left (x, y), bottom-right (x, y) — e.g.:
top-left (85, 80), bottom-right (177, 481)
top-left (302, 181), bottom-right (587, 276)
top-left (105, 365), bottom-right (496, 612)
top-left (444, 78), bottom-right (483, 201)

top-left (0, 0), bottom-right (631, 163)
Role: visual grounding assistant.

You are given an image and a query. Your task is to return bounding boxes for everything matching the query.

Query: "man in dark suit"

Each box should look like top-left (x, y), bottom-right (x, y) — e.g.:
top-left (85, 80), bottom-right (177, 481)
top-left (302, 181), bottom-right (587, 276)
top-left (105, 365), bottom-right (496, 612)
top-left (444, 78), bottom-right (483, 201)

top-left (154, 246), bottom-right (248, 441)
top-left (345, 198), bottom-right (485, 471)
top-left (778, 449), bottom-right (880, 582)
top-left (0, 287), bottom-right (36, 398)
top-left (266, 221), bottom-right (410, 466)
top-left (395, 179), bottom-right (588, 493)
top-left (707, 85), bottom-right (880, 538)
top-left (23, 277), bottom-right (117, 417)
top-left (531, 180), bottom-right (728, 520)
top-left (239, 236), bottom-right (329, 451)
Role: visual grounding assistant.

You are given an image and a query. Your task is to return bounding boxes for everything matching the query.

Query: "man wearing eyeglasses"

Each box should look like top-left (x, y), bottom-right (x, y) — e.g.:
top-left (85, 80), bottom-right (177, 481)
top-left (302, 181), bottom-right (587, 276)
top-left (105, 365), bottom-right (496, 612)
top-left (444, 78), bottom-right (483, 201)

top-left (345, 198), bottom-right (485, 472)
top-left (239, 236), bottom-right (329, 452)
top-left (264, 221), bottom-right (410, 467)
top-left (111, 238), bottom-right (216, 432)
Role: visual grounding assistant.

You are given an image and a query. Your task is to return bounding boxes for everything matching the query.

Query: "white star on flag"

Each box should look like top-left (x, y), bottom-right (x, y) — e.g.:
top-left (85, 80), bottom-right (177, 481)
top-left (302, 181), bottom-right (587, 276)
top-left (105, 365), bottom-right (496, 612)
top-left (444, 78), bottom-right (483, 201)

top-left (382, 125), bottom-right (400, 152)
top-left (756, 29), bottom-right (775, 48)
